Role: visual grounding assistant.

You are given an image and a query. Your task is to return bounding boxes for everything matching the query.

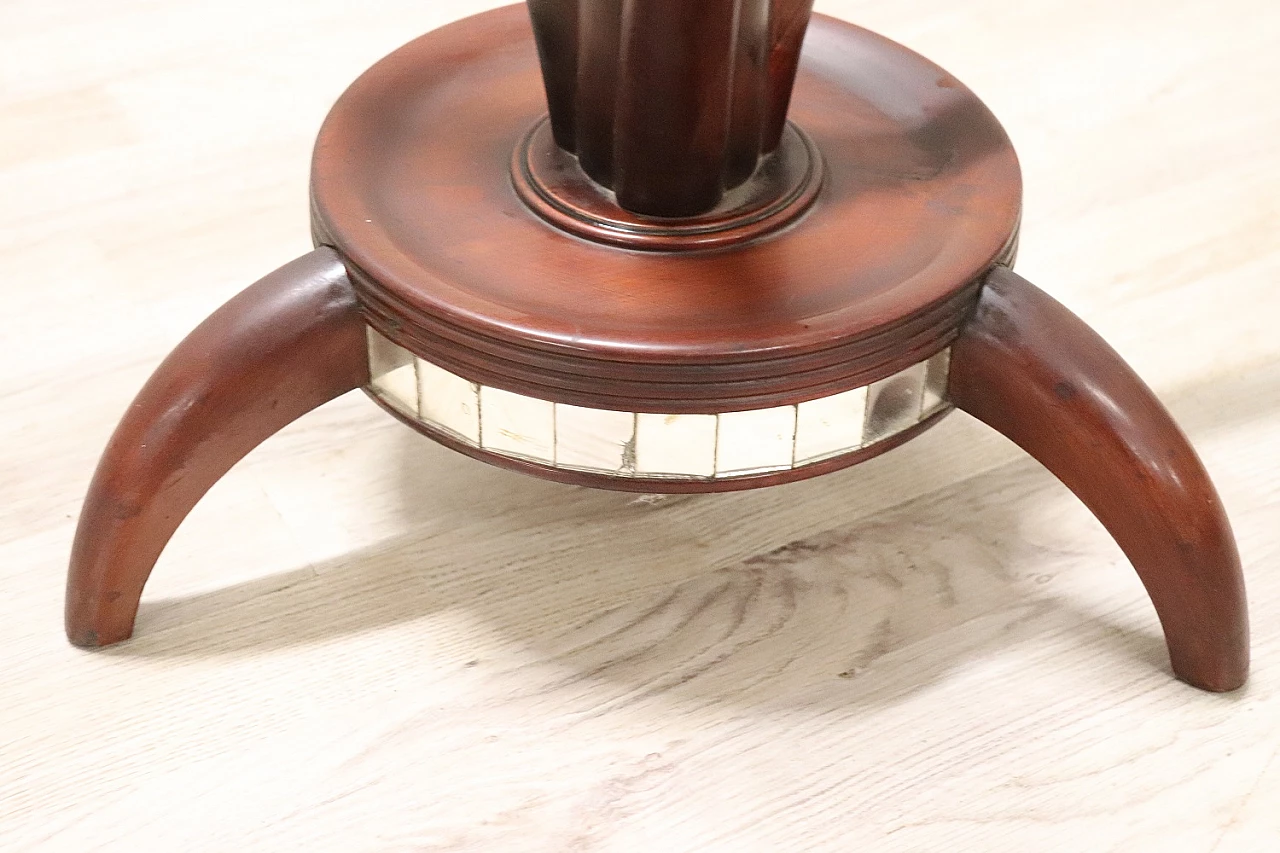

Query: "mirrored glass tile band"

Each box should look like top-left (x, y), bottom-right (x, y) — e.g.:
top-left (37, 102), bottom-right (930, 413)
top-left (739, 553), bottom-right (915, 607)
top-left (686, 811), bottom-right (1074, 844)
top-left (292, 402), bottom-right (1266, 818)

top-left (366, 328), bottom-right (951, 480)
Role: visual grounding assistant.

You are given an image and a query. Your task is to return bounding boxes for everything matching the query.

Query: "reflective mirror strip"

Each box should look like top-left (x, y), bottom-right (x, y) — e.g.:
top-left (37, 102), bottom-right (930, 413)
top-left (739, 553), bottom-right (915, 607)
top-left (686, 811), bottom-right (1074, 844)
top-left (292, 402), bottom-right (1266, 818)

top-left (366, 328), bottom-right (951, 480)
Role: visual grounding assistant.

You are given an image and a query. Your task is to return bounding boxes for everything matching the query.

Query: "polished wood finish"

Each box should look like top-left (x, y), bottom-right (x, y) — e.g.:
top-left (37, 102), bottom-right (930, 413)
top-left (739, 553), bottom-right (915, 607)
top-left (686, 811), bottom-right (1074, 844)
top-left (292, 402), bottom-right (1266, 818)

top-left (510, 119), bottom-right (824, 252)
top-left (64, 1), bottom-right (1249, 693)
top-left (65, 249), bottom-right (366, 647)
top-left (610, 0), bottom-right (739, 215)
top-left (525, 0), bottom-right (580, 149)
top-left (762, 0), bottom-right (816, 152)
top-left (950, 267), bottom-right (1249, 692)
top-left (311, 7), bottom-right (1021, 414)
top-left (525, 0), bottom-right (815, 216)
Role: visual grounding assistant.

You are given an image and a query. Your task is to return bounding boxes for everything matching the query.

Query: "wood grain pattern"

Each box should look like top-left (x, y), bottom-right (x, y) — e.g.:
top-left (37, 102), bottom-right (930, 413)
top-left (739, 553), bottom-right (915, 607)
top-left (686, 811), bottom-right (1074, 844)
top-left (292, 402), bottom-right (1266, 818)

top-left (66, 249), bottom-right (366, 647)
top-left (526, 0), bottom-right (814, 215)
top-left (3, 0), bottom-right (1279, 849)
top-left (312, 8), bottom-right (1020, 411)
top-left (951, 267), bottom-right (1248, 691)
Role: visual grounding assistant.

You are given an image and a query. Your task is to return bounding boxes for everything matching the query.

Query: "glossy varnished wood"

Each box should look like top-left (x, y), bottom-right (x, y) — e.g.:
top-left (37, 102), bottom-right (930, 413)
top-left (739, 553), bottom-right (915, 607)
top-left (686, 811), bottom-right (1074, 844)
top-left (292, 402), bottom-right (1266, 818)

top-left (950, 267), bottom-right (1249, 691)
top-left (311, 6), bottom-right (1021, 413)
top-left (610, 0), bottom-right (740, 215)
top-left (65, 249), bottom-right (367, 647)
top-left (510, 119), bottom-right (825, 252)
top-left (517, 0), bottom-right (821, 250)
top-left (525, 0), bottom-right (814, 216)
top-left (14, 1), bottom-right (1280, 847)
top-left (762, 0), bottom-right (815, 152)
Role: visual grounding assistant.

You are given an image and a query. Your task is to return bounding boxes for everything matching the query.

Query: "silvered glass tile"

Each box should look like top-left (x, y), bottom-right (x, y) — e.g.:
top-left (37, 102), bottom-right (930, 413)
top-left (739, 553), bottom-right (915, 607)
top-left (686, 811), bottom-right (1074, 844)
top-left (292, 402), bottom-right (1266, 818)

top-left (555, 404), bottom-right (636, 474)
top-left (921, 347), bottom-right (952, 416)
top-left (794, 386), bottom-right (868, 465)
top-left (862, 361), bottom-right (928, 445)
top-left (366, 327), bottom-right (418, 416)
top-left (366, 322), bottom-right (949, 478)
top-left (715, 406), bottom-right (797, 476)
top-left (634, 413), bottom-right (717, 478)
top-left (480, 386), bottom-right (556, 463)
top-left (418, 359), bottom-right (481, 445)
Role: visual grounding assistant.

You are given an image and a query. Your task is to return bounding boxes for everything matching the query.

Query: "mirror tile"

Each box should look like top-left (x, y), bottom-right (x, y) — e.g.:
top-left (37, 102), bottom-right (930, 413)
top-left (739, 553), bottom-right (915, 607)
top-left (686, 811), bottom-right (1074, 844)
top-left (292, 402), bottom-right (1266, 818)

top-left (418, 360), bottom-right (481, 445)
top-left (863, 361), bottom-right (927, 446)
top-left (921, 347), bottom-right (951, 416)
top-left (715, 406), bottom-right (797, 476)
top-left (635, 413), bottom-right (717, 478)
top-left (555, 404), bottom-right (636, 474)
top-left (480, 386), bottom-right (556, 463)
top-left (794, 386), bottom-right (868, 465)
top-left (366, 328), bottom-right (418, 416)
top-left (367, 324), bottom-right (946, 481)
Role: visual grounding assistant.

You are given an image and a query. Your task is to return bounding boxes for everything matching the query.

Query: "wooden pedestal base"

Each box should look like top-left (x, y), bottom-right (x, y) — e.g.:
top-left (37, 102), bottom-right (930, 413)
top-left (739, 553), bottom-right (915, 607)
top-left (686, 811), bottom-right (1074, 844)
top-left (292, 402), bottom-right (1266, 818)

top-left (66, 259), bottom-right (1248, 691)
top-left (65, 5), bottom-right (1248, 692)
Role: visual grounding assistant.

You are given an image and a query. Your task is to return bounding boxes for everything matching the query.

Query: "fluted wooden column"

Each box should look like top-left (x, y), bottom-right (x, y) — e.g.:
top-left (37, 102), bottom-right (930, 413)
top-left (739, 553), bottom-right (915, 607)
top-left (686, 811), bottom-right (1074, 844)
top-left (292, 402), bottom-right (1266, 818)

top-left (526, 0), bottom-right (815, 217)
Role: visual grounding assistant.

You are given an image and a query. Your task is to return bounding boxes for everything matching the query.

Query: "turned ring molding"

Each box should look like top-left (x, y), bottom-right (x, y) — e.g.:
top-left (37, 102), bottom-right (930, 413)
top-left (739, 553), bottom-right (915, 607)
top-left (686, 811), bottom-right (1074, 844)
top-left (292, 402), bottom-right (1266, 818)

top-left (511, 119), bottom-right (825, 251)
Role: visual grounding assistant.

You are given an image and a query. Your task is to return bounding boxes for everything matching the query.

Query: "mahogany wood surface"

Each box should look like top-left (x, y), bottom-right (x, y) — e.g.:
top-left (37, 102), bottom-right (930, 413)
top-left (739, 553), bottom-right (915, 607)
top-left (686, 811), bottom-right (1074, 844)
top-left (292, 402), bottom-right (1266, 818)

top-left (525, 0), bottom-right (815, 216)
top-left (311, 6), bottom-right (1022, 413)
top-left (510, 119), bottom-right (825, 252)
top-left (65, 249), bottom-right (367, 647)
top-left (950, 267), bottom-right (1249, 692)
top-left (64, 2), bottom-right (1249, 691)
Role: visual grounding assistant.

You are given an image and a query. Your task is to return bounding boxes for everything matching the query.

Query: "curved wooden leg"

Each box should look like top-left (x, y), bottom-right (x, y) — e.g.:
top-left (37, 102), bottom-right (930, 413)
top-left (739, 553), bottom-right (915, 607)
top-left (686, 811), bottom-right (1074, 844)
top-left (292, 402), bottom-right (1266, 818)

top-left (66, 248), bottom-right (368, 647)
top-left (949, 266), bottom-right (1248, 691)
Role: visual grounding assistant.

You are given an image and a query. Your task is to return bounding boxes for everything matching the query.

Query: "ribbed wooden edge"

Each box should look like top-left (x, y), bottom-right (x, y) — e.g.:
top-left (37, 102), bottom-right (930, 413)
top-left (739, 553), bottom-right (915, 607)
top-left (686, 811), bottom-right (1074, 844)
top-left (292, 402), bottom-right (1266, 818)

top-left (337, 262), bottom-right (983, 414)
top-left (319, 227), bottom-right (1015, 413)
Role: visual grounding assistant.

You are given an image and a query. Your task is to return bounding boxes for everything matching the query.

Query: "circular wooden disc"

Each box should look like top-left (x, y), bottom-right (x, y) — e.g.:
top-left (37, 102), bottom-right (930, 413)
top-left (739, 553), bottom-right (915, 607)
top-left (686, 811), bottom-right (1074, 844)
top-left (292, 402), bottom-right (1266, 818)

top-left (311, 7), bottom-right (1021, 413)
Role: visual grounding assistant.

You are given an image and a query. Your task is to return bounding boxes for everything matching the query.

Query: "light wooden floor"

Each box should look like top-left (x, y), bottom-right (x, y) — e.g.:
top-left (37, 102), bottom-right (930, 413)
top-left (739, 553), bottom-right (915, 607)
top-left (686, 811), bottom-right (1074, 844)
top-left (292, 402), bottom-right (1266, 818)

top-left (3, 1), bottom-right (1278, 850)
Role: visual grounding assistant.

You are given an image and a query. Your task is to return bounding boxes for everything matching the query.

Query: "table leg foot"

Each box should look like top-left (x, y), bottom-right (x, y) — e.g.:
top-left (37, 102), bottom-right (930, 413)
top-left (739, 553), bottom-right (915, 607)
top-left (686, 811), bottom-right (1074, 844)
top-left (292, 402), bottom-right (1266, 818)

top-left (66, 248), bottom-right (367, 647)
top-left (950, 266), bottom-right (1248, 691)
